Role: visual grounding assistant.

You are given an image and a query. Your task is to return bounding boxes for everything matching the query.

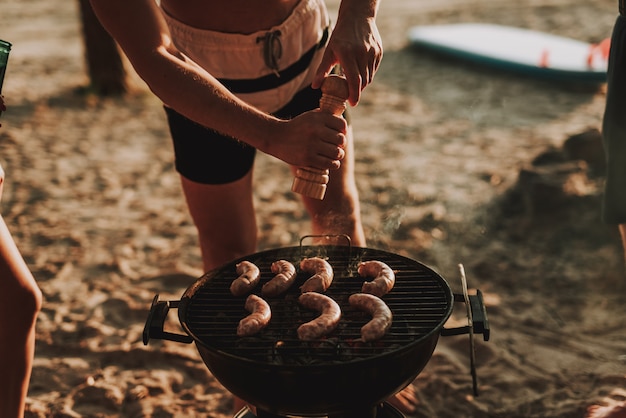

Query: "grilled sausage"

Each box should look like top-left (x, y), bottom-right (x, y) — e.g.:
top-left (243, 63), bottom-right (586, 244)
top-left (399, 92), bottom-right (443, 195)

top-left (358, 260), bottom-right (395, 297)
top-left (297, 292), bottom-right (341, 341)
top-left (237, 294), bottom-right (272, 337)
top-left (348, 293), bottom-right (393, 342)
top-left (262, 260), bottom-right (297, 297)
top-left (230, 261), bottom-right (261, 296)
top-left (299, 257), bottom-right (333, 293)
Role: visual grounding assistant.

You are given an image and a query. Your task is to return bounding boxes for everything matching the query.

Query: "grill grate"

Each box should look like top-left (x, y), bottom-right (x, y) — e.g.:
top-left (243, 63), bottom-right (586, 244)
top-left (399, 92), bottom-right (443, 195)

top-left (182, 246), bottom-right (452, 365)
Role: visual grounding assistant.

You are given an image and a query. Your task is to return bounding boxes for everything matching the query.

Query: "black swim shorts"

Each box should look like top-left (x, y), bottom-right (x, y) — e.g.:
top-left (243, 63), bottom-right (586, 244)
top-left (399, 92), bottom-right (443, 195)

top-left (164, 86), bottom-right (327, 185)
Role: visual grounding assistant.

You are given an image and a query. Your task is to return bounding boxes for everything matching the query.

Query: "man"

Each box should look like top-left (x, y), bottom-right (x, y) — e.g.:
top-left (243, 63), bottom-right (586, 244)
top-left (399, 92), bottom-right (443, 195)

top-left (89, 0), bottom-right (417, 414)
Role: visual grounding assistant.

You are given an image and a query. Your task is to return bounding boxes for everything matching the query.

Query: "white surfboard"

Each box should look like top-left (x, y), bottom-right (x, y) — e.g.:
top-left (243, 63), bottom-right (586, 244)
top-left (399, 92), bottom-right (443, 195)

top-left (407, 23), bottom-right (609, 83)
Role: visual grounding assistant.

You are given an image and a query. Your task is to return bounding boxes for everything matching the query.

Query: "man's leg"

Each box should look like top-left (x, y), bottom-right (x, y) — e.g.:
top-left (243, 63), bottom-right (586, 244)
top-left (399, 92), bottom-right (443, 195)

top-left (296, 125), bottom-right (365, 246)
top-left (296, 126), bottom-right (418, 415)
top-left (180, 171), bottom-right (258, 273)
top-left (180, 171), bottom-right (258, 414)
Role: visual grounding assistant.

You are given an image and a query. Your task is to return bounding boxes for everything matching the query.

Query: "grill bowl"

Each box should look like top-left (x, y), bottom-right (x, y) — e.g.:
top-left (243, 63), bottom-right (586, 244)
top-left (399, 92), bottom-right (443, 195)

top-left (176, 245), bottom-right (454, 416)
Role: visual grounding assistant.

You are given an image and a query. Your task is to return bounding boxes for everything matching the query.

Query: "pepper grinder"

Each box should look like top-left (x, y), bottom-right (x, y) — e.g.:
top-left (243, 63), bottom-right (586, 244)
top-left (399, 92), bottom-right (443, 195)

top-left (291, 74), bottom-right (349, 200)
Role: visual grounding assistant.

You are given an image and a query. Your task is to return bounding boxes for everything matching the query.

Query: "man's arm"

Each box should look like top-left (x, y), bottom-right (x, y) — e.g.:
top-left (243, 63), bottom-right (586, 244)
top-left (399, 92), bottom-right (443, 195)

top-left (312, 0), bottom-right (383, 106)
top-left (89, 0), bottom-right (348, 171)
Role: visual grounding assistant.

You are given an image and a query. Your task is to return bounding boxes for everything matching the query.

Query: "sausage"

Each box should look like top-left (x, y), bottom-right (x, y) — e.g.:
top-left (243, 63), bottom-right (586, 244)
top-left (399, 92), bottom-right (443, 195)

top-left (299, 257), bottom-right (333, 293)
top-left (262, 260), bottom-right (297, 297)
top-left (297, 292), bottom-right (342, 341)
top-left (230, 261), bottom-right (261, 297)
top-left (348, 293), bottom-right (393, 342)
top-left (237, 294), bottom-right (272, 337)
top-left (358, 260), bottom-right (395, 297)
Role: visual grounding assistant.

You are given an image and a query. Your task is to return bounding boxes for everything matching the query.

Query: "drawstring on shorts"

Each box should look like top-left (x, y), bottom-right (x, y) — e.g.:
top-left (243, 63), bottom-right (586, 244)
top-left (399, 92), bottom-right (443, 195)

top-left (257, 30), bottom-right (283, 76)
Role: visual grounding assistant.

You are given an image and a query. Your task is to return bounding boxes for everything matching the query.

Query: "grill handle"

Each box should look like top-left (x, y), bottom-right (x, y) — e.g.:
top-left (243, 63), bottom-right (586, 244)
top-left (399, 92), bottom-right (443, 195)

top-left (440, 264), bottom-right (491, 397)
top-left (143, 294), bottom-right (193, 345)
top-left (440, 289), bottom-right (489, 397)
top-left (440, 290), bottom-right (490, 340)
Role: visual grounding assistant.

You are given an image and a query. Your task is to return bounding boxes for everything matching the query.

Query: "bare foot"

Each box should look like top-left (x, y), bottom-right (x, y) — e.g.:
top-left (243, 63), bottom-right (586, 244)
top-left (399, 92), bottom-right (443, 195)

top-left (586, 401), bottom-right (626, 418)
top-left (385, 384), bottom-right (419, 415)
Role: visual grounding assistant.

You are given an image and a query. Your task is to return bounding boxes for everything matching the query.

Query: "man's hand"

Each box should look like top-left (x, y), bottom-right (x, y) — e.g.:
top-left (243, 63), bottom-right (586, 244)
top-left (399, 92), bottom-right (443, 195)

top-left (312, 6), bottom-right (382, 106)
top-left (266, 110), bottom-right (347, 170)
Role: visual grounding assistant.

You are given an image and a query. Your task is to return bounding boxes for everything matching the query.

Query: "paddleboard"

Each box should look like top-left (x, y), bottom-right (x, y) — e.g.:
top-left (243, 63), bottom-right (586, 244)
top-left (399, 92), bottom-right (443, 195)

top-left (407, 23), bottom-right (609, 83)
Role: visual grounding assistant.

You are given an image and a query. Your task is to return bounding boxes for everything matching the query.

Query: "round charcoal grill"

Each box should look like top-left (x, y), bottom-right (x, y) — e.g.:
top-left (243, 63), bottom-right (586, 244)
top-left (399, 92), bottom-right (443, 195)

top-left (144, 237), bottom-right (489, 418)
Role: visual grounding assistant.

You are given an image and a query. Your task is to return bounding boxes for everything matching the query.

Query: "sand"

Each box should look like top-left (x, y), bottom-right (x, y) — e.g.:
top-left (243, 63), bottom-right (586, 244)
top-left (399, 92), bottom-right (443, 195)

top-left (1, 0), bottom-right (625, 416)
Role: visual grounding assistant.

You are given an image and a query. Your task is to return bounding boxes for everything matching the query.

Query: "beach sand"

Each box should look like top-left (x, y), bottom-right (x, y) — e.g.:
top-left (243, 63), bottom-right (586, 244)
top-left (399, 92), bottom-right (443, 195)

top-left (1, 0), bottom-right (625, 416)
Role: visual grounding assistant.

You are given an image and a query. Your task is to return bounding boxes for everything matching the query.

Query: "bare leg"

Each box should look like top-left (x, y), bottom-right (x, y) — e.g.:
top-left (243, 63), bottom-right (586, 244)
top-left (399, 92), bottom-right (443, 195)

top-left (296, 125), bottom-right (365, 246)
top-left (180, 170), bottom-right (258, 272)
top-left (180, 171), bottom-right (258, 414)
top-left (0, 215), bottom-right (42, 418)
top-left (295, 125), bottom-right (418, 415)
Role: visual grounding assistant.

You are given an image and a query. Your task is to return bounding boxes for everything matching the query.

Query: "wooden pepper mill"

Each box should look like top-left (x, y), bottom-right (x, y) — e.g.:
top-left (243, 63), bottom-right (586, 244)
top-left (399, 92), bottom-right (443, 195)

top-left (291, 74), bottom-right (349, 200)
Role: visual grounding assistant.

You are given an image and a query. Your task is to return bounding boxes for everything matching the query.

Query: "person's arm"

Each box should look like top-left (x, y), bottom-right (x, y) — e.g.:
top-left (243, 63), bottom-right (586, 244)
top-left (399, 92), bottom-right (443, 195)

top-left (89, 0), bottom-right (347, 171)
top-left (312, 0), bottom-right (383, 106)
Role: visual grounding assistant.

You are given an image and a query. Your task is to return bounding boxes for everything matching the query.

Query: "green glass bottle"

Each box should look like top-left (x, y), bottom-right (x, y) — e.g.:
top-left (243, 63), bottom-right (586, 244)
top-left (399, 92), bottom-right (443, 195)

top-left (0, 39), bottom-right (12, 93)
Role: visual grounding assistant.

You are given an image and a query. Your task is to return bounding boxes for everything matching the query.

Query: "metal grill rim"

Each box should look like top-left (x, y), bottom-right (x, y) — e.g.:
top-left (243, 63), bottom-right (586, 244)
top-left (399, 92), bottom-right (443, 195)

top-left (180, 246), bottom-right (453, 365)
